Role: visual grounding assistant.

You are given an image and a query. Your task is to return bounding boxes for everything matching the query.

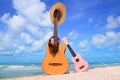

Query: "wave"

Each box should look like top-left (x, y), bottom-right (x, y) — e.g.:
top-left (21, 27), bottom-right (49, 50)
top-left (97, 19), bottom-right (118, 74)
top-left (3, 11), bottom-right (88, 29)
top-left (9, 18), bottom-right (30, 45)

top-left (0, 62), bottom-right (120, 71)
top-left (88, 62), bottom-right (120, 69)
top-left (0, 64), bottom-right (41, 71)
top-left (0, 62), bottom-right (120, 79)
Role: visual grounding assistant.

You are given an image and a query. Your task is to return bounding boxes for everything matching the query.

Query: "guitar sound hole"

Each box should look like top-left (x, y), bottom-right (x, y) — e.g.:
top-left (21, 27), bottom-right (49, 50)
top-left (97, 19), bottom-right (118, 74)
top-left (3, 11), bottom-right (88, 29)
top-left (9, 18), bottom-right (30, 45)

top-left (52, 47), bottom-right (58, 53)
top-left (49, 63), bottom-right (63, 66)
top-left (76, 58), bottom-right (79, 62)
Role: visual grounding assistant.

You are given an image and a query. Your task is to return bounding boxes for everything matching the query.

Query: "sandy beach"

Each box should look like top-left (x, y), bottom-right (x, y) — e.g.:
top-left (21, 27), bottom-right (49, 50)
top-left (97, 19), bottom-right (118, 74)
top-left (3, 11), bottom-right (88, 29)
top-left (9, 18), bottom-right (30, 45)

top-left (12, 66), bottom-right (120, 80)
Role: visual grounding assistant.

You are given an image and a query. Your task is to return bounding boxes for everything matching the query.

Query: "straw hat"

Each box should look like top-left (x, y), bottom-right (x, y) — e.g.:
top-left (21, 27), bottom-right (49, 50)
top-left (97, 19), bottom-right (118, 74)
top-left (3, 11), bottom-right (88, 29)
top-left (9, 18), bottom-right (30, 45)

top-left (50, 2), bottom-right (66, 26)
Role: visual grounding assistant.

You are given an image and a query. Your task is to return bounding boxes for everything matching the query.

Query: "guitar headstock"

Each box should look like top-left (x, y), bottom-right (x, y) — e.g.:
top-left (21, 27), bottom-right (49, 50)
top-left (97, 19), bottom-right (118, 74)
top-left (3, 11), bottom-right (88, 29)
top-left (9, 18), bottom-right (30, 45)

top-left (62, 37), bottom-right (69, 45)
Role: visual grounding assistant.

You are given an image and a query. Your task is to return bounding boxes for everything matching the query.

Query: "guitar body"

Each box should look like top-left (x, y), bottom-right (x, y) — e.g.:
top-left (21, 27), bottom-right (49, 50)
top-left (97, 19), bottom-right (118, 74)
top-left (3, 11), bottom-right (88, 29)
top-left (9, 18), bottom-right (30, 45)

top-left (62, 37), bottom-right (88, 72)
top-left (42, 43), bottom-right (69, 75)
top-left (72, 54), bottom-right (88, 72)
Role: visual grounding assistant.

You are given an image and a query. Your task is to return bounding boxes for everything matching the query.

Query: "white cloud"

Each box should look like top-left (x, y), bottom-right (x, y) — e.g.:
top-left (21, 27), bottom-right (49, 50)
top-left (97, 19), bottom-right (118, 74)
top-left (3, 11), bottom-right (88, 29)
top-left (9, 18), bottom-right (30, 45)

top-left (106, 16), bottom-right (120, 30)
top-left (91, 34), bottom-right (106, 48)
top-left (79, 39), bottom-right (89, 52)
top-left (1, 13), bottom-right (26, 33)
top-left (67, 30), bottom-right (79, 46)
top-left (20, 32), bottom-right (34, 45)
top-left (68, 30), bottom-right (79, 40)
top-left (0, 33), bottom-right (12, 50)
top-left (26, 25), bottom-right (44, 39)
top-left (1, 0), bottom-right (52, 31)
top-left (13, 0), bottom-right (51, 26)
top-left (0, 0), bottom-right (53, 54)
top-left (91, 31), bottom-right (120, 48)
top-left (15, 46), bottom-right (25, 53)
top-left (8, 15), bottom-right (25, 30)
top-left (1, 13), bottom-right (10, 23)
top-left (32, 30), bottom-right (53, 51)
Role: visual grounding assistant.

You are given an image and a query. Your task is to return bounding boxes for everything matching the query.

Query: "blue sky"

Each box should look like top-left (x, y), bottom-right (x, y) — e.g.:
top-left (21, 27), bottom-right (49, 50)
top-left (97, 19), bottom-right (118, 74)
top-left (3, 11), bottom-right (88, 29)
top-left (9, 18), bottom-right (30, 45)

top-left (0, 0), bottom-right (120, 63)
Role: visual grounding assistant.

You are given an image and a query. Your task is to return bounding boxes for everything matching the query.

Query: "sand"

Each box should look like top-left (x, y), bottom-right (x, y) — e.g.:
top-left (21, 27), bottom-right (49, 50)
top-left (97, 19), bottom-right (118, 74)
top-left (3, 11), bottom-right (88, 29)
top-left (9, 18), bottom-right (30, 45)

top-left (12, 66), bottom-right (120, 80)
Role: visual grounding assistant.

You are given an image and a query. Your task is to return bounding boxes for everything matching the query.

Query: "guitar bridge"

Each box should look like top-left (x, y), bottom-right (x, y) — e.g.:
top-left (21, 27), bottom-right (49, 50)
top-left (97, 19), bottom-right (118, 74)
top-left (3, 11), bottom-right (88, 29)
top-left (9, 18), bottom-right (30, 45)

top-left (49, 63), bottom-right (63, 66)
top-left (79, 65), bottom-right (85, 69)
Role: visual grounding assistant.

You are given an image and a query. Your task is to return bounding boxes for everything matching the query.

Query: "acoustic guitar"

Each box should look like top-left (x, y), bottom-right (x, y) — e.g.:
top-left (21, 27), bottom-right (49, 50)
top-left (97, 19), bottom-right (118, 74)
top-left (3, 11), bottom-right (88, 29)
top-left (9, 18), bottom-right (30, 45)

top-left (42, 3), bottom-right (69, 75)
top-left (62, 37), bottom-right (88, 72)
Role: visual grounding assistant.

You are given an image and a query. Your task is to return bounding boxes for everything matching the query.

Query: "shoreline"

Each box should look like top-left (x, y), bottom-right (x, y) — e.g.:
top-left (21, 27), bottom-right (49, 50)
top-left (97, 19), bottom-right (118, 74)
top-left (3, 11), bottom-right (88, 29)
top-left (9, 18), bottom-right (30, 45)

top-left (10, 66), bottom-right (120, 80)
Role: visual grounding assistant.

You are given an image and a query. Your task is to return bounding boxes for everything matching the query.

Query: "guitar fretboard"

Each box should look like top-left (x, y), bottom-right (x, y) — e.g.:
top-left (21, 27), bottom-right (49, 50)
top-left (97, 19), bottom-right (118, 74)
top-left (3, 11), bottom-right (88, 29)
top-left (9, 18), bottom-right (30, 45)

top-left (54, 18), bottom-right (58, 45)
top-left (67, 44), bottom-right (76, 57)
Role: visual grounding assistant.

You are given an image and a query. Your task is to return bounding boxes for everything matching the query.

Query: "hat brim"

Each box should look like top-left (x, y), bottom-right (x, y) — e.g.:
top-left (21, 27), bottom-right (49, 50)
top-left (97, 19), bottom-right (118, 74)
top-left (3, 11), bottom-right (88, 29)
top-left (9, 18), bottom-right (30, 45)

top-left (50, 2), bottom-right (66, 26)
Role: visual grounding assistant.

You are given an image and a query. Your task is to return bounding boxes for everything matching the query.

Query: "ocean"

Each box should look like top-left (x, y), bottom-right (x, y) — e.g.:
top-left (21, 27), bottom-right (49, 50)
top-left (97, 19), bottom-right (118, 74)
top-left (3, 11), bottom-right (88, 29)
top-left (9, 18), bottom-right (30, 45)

top-left (0, 62), bottom-right (120, 79)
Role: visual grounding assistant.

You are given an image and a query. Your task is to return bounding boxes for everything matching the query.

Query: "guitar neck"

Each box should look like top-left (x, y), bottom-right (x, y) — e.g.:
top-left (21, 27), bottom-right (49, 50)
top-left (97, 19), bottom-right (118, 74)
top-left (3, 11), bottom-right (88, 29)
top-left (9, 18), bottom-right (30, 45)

top-left (54, 18), bottom-right (58, 45)
top-left (67, 44), bottom-right (76, 57)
